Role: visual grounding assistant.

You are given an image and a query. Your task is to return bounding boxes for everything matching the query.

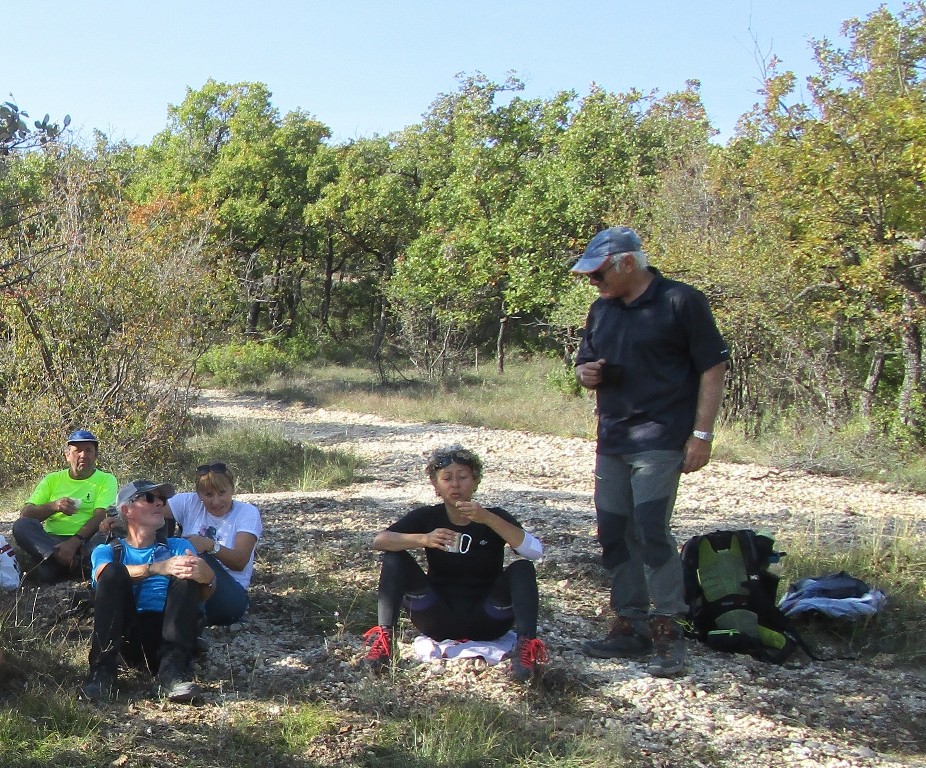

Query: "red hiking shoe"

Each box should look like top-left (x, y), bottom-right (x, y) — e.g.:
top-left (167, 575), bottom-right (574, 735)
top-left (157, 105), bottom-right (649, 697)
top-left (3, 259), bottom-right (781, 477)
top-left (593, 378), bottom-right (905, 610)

top-left (363, 625), bottom-right (395, 672)
top-left (508, 636), bottom-right (548, 682)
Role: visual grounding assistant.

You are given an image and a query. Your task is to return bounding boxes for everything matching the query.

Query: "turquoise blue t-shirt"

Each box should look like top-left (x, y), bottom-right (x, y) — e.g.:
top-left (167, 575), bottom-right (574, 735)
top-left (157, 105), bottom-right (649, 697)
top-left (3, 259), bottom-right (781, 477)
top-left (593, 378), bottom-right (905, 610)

top-left (90, 538), bottom-right (196, 612)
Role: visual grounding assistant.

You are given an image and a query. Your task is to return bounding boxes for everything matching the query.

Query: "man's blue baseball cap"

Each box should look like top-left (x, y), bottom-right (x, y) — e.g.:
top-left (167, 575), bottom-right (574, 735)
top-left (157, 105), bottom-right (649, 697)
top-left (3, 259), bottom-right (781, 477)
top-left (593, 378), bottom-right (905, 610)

top-left (571, 226), bottom-right (643, 273)
top-left (66, 429), bottom-right (99, 446)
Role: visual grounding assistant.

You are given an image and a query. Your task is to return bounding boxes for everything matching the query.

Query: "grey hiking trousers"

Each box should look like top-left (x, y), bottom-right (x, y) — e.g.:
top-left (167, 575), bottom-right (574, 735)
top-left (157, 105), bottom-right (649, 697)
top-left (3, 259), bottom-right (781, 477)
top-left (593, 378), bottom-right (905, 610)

top-left (593, 450), bottom-right (688, 620)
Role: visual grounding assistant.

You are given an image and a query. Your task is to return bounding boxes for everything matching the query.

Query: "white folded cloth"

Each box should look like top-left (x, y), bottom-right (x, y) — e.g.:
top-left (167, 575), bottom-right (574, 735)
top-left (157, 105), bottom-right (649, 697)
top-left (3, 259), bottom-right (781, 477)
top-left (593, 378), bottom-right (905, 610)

top-left (412, 631), bottom-right (517, 665)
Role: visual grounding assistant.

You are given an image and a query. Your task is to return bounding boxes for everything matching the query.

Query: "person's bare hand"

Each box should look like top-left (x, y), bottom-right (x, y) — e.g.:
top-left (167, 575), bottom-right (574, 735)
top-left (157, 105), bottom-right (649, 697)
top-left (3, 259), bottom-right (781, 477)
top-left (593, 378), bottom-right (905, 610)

top-left (160, 554), bottom-right (205, 581)
top-left (186, 534), bottom-right (214, 555)
top-left (192, 557), bottom-right (214, 584)
top-left (54, 497), bottom-right (78, 515)
top-left (683, 435), bottom-right (712, 473)
top-left (455, 500), bottom-right (488, 523)
top-left (426, 528), bottom-right (458, 550)
top-left (53, 537), bottom-right (82, 566)
top-left (98, 517), bottom-right (118, 535)
top-left (576, 358), bottom-right (606, 388)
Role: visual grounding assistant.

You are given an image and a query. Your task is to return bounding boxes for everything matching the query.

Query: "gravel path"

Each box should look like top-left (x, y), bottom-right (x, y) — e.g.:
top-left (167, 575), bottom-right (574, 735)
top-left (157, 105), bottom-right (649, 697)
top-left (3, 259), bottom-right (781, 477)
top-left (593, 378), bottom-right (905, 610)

top-left (5, 389), bottom-right (924, 767)
top-left (194, 389), bottom-right (926, 768)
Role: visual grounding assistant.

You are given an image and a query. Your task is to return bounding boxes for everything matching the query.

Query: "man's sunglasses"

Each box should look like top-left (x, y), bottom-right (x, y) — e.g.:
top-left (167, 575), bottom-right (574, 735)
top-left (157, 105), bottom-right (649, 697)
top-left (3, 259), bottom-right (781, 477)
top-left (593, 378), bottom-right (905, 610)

top-left (587, 258), bottom-right (616, 282)
top-left (132, 491), bottom-right (166, 504)
top-left (432, 450), bottom-right (477, 470)
top-left (196, 462), bottom-right (229, 475)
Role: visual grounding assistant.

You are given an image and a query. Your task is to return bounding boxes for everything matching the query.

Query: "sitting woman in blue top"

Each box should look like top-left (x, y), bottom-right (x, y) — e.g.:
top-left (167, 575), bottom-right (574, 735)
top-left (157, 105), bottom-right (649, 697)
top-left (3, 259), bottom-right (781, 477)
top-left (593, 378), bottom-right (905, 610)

top-left (82, 479), bottom-right (215, 704)
top-left (165, 462), bottom-right (262, 626)
top-left (364, 445), bottom-right (547, 682)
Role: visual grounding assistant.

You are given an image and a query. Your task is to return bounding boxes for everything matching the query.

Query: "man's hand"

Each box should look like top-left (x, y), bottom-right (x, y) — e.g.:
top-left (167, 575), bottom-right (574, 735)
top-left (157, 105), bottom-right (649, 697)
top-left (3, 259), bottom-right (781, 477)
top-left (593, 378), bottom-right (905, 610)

top-left (53, 537), bottom-right (82, 567)
top-left (157, 554), bottom-right (210, 582)
top-left (576, 358), bottom-right (606, 389)
top-left (98, 516), bottom-right (120, 536)
top-left (683, 435), bottom-right (712, 474)
top-left (54, 497), bottom-right (79, 515)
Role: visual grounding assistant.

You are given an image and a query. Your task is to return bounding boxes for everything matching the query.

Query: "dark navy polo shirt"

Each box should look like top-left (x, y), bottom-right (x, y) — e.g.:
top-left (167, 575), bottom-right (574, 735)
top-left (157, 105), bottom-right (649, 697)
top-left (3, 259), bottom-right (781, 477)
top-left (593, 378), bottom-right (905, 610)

top-left (575, 267), bottom-right (729, 454)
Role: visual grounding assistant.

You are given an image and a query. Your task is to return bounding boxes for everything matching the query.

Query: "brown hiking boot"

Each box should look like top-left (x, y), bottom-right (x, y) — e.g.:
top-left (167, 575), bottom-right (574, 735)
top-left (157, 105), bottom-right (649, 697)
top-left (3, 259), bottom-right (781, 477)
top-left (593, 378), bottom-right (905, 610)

top-left (582, 615), bottom-right (652, 658)
top-left (646, 615), bottom-right (687, 677)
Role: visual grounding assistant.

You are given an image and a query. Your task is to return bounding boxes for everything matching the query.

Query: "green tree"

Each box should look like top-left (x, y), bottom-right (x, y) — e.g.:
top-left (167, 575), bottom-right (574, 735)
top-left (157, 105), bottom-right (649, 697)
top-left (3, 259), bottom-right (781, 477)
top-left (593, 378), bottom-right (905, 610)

top-left (737, 3), bottom-right (926, 434)
top-left (0, 141), bottom-right (226, 483)
top-left (141, 80), bottom-right (331, 339)
top-left (310, 136), bottom-right (421, 365)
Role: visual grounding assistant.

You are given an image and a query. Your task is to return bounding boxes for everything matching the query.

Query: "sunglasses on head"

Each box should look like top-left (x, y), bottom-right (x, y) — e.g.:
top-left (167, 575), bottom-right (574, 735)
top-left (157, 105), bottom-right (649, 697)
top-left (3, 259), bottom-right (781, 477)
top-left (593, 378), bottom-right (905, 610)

top-left (432, 450), bottom-right (476, 470)
top-left (132, 491), bottom-right (165, 504)
top-left (196, 462), bottom-right (228, 476)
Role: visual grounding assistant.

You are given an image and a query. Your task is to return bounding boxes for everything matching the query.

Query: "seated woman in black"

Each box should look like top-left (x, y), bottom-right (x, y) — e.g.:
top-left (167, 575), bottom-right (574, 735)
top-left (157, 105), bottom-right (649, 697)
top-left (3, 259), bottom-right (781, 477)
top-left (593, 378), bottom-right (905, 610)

top-left (363, 445), bottom-right (547, 682)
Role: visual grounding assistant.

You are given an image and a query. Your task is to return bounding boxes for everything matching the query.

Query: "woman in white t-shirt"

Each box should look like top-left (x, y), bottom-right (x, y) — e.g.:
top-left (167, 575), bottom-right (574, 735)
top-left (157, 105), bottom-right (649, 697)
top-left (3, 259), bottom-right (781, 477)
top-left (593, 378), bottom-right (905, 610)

top-left (165, 462), bottom-right (262, 625)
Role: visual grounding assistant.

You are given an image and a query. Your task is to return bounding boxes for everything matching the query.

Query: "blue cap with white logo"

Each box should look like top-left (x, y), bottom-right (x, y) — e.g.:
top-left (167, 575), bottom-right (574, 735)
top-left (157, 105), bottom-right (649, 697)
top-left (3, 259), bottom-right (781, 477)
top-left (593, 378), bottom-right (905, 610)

top-left (66, 429), bottom-right (99, 446)
top-left (571, 226), bottom-right (644, 273)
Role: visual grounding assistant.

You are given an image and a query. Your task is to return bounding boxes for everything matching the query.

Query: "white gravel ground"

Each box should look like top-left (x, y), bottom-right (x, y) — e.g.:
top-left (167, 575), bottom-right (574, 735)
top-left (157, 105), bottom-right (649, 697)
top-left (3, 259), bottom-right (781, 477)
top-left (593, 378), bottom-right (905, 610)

top-left (192, 390), bottom-right (926, 768)
top-left (4, 389), bottom-right (924, 767)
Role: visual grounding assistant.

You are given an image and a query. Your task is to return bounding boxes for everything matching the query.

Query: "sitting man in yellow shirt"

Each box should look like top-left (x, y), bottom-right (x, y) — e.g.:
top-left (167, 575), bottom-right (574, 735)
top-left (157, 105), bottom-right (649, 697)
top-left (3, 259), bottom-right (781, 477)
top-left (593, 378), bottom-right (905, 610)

top-left (12, 429), bottom-right (118, 583)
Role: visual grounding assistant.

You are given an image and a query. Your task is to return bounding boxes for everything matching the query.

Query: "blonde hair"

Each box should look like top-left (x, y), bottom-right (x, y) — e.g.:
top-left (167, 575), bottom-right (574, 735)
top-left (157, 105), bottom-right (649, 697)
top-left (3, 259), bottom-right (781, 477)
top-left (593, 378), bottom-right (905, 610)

top-left (195, 463), bottom-right (235, 495)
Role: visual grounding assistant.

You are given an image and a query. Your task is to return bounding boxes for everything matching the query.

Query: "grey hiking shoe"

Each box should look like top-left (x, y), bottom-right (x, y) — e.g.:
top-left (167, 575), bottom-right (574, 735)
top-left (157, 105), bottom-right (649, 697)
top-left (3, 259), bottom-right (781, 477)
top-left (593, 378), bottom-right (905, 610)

top-left (582, 616), bottom-right (652, 658)
top-left (81, 666), bottom-right (116, 701)
top-left (157, 653), bottom-right (201, 703)
top-left (646, 615), bottom-right (687, 677)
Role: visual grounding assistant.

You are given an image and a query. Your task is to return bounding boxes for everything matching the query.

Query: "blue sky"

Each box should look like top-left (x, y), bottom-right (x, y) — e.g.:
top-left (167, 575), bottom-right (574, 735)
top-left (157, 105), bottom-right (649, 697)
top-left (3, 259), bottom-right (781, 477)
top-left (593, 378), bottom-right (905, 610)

top-left (6, 1), bottom-right (907, 146)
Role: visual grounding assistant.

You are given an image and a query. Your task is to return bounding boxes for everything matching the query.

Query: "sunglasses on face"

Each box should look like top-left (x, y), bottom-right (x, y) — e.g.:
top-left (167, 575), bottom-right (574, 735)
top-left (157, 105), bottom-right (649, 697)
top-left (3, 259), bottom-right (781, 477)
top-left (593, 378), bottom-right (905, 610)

top-left (432, 450), bottom-right (477, 470)
top-left (132, 492), bottom-right (165, 504)
top-left (587, 258), bottom-right (616, 283)
top-left (196, 462), bottom-right (228, 476)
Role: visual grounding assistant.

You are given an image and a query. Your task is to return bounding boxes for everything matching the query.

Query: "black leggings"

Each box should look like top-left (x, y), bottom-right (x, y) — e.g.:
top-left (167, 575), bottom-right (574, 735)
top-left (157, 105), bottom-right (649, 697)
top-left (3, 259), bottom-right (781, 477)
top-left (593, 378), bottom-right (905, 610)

top-left (376, 550), bottom-right (539, 640)
top-left (89, 563), bottom-right (200, 675)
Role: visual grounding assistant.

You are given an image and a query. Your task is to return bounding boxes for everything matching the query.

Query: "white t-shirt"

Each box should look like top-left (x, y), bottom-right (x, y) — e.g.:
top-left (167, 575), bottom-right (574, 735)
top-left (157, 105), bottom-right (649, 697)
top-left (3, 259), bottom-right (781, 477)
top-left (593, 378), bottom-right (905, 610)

top-left (168, 492), bottom-right (262, 589)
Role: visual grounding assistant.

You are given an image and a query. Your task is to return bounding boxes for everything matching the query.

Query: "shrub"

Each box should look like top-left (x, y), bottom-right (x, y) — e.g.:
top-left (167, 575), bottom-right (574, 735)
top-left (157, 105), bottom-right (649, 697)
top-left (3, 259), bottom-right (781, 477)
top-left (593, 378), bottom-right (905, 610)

top-left (546, 361), bottom-right (583, 397)
top-left (181, 424), bottom-right (359, 492)
top-left (197, 342), bottom-right (295, 387)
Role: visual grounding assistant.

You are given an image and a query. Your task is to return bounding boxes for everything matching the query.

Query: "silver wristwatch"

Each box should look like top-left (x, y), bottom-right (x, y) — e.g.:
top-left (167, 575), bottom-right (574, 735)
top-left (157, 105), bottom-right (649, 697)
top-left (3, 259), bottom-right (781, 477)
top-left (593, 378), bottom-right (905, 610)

top-left (692, 430), bottom-right (714, 442)
top-left (209, 539), bottom-right (221, 554)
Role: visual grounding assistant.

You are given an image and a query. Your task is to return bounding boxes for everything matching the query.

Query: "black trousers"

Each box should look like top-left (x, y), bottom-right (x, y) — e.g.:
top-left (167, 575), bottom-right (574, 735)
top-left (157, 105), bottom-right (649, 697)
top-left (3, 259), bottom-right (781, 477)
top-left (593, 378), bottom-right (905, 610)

top-left (89, 563), bottom-right (200, 675)
top-left (12, 517), bottom-right (103, 581)
top-left (376, 550), bottom-right (539, 641)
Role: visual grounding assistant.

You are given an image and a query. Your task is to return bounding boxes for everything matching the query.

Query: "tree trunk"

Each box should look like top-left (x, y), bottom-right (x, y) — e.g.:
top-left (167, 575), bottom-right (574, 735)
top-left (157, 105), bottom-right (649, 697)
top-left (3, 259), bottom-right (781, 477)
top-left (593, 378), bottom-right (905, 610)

top-left (371, 302), bottom-right (388, 363)
top-left (246, 301), bottom-right (261, 336)
top-left (898, 296), bottom-right (922, 427)
top-left (860, 349), bottom-right (884, 418)
top-left (496, 316), bottom-right (508, 375)
top-left (320, 229), bottom-right (334, 326)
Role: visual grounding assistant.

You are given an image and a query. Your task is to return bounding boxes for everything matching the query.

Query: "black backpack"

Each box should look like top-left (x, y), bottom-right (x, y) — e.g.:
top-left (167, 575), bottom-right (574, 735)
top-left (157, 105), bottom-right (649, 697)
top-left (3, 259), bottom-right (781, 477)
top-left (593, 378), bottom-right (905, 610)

top-left (681, 529), bottom-right (812, 664)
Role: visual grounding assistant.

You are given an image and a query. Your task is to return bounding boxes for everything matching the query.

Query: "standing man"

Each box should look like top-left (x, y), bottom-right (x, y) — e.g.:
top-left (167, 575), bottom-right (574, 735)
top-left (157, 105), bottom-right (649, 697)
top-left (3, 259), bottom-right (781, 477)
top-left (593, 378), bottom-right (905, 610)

top-left (572, 226), bottom-right (729, 677)
top-left (12, 429), bottom-right (118, 583)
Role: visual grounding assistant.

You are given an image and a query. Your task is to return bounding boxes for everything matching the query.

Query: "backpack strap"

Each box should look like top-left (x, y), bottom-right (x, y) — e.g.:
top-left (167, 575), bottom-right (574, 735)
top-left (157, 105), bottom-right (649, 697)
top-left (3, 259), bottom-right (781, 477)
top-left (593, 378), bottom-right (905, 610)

top-left (108, 538), bottom-right (124, 566)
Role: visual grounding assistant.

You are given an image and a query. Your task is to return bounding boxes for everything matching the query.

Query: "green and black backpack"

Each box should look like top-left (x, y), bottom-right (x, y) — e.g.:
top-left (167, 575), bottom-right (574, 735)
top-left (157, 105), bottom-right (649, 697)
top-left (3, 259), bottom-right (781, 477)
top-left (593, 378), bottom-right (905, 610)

top-left (681, 529), bottom-right (812, 664)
